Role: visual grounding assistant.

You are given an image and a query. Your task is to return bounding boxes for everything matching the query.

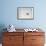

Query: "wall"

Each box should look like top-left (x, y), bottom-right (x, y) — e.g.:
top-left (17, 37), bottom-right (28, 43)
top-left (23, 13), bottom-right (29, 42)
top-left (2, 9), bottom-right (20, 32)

top-left (0, 0), bottom-right (46, 29)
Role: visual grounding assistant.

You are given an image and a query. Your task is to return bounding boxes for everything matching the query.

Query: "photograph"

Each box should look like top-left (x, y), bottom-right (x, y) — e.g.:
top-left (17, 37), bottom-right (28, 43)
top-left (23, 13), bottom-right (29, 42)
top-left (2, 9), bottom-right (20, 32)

top-left (17, 7), bottom-right (34, 20)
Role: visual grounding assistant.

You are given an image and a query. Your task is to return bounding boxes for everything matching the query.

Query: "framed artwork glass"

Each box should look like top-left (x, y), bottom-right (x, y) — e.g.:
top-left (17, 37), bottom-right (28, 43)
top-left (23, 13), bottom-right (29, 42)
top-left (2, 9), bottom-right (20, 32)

top-left (17, 7), bottom-right (34, 20)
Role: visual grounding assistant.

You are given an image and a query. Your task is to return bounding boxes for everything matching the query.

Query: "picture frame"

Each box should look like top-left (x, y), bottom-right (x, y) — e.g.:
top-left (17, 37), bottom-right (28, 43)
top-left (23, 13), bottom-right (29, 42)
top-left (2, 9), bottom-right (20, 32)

top-left (17, 7), bottom-right (34, 20)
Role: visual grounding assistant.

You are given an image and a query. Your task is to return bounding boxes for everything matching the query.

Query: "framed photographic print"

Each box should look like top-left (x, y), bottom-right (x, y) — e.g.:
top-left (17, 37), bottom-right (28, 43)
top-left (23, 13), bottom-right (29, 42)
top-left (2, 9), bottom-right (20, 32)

top-left (17, 7), bottom-right (34, 20)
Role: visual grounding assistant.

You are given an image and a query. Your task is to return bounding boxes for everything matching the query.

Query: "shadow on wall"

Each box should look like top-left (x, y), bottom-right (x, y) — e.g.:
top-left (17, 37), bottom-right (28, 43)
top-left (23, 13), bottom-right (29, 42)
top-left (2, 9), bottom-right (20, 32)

top-left (0, 24), bottom-right (7, 43)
